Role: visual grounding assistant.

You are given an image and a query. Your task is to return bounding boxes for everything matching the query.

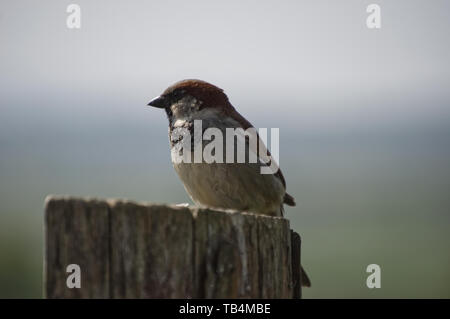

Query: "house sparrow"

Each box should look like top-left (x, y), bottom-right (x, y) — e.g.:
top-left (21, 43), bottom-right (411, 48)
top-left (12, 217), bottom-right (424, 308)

top-left (148, 79), bottom-right (296, 216)
top-left (148, 79), bottom-right (310, 287)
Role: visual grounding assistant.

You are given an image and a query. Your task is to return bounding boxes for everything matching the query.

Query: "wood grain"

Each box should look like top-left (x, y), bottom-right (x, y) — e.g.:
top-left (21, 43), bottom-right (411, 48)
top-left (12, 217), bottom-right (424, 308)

top-left (45, 197), bottom-right (110, 298)
top-left (44, 196), bottom-right (303, 299)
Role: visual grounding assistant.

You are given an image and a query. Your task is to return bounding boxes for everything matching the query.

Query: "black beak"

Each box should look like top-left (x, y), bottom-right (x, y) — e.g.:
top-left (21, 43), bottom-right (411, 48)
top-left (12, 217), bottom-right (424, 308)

top-left (147, 95), bottom-right (168, 108)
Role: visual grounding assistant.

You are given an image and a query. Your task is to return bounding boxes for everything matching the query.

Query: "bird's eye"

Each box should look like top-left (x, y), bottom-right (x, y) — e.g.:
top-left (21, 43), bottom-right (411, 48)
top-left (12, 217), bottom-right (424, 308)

top-left (170, 90), bottom-right (184, 101)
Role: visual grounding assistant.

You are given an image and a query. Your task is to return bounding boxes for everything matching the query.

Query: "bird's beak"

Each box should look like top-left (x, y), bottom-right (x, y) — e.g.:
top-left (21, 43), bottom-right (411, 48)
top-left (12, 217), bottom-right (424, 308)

top-left (147, 95), bottom-right (168, 108)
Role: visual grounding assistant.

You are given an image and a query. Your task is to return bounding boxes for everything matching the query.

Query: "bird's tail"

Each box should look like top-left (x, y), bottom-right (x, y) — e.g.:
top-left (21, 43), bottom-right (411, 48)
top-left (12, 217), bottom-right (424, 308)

top-left (284, 193), bottom-right (296, 206)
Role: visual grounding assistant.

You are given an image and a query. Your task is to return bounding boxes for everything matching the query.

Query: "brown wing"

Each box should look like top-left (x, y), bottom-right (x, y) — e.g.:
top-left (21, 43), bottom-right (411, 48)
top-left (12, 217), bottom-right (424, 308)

top-left (224, 104), bottom-right (296, 207)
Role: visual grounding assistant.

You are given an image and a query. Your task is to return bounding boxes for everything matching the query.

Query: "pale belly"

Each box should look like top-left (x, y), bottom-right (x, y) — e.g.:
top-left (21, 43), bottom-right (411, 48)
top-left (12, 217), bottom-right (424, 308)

top-left (173, 161), bottom-right (285, 216)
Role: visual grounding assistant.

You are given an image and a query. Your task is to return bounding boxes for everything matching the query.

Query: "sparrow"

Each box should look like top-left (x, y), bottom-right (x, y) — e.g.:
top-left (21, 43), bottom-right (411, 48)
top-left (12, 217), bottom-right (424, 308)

top-left (148, 79), bottom-right (310, 287)
top-left (148, 79), bottom-right (296, 216)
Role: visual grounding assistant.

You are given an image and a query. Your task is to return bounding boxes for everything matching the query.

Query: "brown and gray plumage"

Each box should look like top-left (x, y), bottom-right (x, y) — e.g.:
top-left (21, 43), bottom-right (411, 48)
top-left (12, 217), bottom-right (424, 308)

top-left (148, 79), bottom-right (295, 216)
top-left (148, 79), bottom-right (310, 286)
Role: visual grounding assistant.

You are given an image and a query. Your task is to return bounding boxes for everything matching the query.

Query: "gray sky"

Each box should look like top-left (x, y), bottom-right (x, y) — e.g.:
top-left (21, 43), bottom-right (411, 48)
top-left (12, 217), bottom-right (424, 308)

top-left (1, 0), bottom-right (449, 131)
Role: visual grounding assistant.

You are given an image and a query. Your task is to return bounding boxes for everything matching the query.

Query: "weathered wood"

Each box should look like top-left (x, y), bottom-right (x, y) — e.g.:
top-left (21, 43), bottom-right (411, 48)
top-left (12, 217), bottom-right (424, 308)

top-left (194, 209), bottom-right (260, 298)
top-left (45, 197), bottom-right (110, 298)
top-left (109, 200), bottom-right (195, 298)
top-left (257, 216), bottom-right (293, 298)
top-left (291, 231), bottom-right (301, 299)
top-left (44, 196), bottom-right (303, 299)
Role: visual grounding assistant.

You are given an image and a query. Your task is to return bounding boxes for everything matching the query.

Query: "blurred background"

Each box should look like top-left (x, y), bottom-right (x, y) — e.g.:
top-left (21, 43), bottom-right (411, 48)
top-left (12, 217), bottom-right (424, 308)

top-left (1, 0), bottom-right (449, 298)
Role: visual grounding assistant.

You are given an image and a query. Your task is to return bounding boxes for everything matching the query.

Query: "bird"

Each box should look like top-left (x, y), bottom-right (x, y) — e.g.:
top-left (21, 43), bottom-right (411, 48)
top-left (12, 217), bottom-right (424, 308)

top-left (148, 79), bottom-right (310, 287)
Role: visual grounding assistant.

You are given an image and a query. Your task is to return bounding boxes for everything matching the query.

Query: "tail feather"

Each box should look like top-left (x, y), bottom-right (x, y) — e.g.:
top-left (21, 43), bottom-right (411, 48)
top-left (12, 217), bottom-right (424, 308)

top-left (284, 193), bottom-right (296, 206)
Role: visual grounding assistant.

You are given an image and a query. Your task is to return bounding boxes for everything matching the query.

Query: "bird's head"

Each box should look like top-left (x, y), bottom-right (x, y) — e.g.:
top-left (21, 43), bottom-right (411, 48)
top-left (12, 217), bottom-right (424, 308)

top-left (148, 79), bottom-right (231, 122)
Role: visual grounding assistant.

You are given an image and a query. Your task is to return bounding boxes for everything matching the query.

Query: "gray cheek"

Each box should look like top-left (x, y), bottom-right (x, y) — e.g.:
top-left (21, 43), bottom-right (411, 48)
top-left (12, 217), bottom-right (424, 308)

top-left (190, 98), bottom-right (201, 111)
top-left (170, 104), bottom-right (185, 118)
top-left (171, 99), bottom-right (201, 118)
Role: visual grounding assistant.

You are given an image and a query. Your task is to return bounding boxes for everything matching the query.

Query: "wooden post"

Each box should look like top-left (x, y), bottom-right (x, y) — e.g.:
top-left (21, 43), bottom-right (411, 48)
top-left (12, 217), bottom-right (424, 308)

top-left (44, 196), bottom-right (304, 299)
